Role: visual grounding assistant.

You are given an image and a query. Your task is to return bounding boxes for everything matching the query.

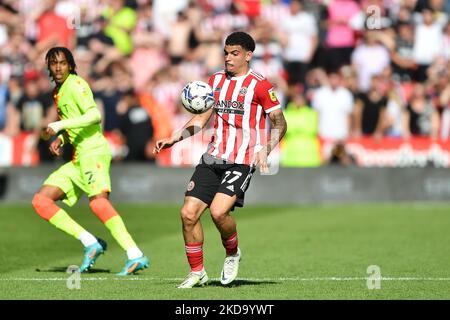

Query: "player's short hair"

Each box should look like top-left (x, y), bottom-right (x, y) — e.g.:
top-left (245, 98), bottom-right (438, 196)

top-left (225, 31), bottom-right (256, 52)
top-left (45, 47), bottom-right (78, 77)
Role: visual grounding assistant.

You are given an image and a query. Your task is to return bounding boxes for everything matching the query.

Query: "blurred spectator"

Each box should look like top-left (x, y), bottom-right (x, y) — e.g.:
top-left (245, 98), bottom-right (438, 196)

top-left (353, 74), bottom-right (388, 140)
top-left (340, 64), bottom-right (359, 96)
top-left (117, 88), bottom-right (154, 162)
top-left (324, 0), bottom-right (362, 71)
top-left (75, 6), bottom-right (98, 51)
top-left (393, 3), bottom-right (414, 25)
top-left (168, 11), bottom-right (193, 64)
top-left (15, 70), bottom-right (55, 161)
top-left (152, 0), bottom-right (188, 37)
top-left (34, 0), bottom-right (76, 51)
top-left (427, 58), bottom-right (449, 113)
top-left (312, 68), bottom-right (354, 141)
top-left (200, 2), bottom-right (250, 36)
top-left (151, 66), bottom-right (185, 117)
top-left (260, 0), bottom-right (290, 29)
top-left (402, 83), bottom-right (440, 140)
top-left (437, 60), bottom-right (450, 139)
top-left (1, 26), bottom-right (37, 78)
top-left (130, 3), bottom-right (167, 91)
top-left (6, 75), bottom-right (23, 106)
top-left (0, 6), bottom-right (11, 46)
top-left (442, 21), bottom-right (450, 60)
top-left (412, 6), bottom-right (444, 82)
top-left (252, 19), bottom-right (288, 106)
top-left (86, 16), bottom-right (120, 78)
top-left (426, 0), bottom-right (449, 26)
top-left (93, 75), bottom-right (122, 133)
top-left (390, 22), bottom-right (416, 82)
top-left (252, 20), bottom-right (285, 81)
top-left (279, 0), bottom-right (318, 94)
top-left (0, 80), bottom-right (17, 136)
top-left (440, 83), bottom-right (450, 140)
top-left (351, 30), bottom-right (391, 92)
top-left (385, 79), bottom-right (406, 137)
top-left (281, 93), bottom-right (321, 167)
top-left (103, 0), bottom-right (138, 55)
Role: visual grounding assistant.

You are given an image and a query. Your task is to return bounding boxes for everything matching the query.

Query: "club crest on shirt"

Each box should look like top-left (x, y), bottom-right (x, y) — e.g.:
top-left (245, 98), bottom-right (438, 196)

top-left (239, 87), bottom-right (247, 96)
top-left (78, 84), bottom-right (88, 96)
top-left (187, 181), bottom-right (195, 191)
top-left (268, 88), bottom-right (277, 102)
top-left (214, 87), bottom-right (221, 92)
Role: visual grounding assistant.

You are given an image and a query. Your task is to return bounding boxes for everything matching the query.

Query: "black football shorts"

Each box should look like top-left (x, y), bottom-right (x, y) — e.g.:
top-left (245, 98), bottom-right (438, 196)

top-left (185, 153), bottom-right (255, 209)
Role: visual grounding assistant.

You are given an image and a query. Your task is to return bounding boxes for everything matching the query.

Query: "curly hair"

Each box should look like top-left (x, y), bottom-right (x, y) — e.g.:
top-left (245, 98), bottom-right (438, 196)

top-left (225, 31), bottom-right (255, 52)
top-left (45, 47), bottom-right (77, 81)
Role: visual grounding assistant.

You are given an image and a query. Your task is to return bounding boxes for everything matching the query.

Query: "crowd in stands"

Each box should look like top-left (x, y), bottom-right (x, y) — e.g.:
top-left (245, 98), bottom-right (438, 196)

top-left (0, 0), bottom-right (449, 167)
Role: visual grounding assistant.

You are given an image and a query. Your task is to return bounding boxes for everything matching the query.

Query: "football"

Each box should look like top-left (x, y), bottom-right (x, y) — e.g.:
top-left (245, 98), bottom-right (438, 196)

top-left (180, 81), bottom-right (215, 114)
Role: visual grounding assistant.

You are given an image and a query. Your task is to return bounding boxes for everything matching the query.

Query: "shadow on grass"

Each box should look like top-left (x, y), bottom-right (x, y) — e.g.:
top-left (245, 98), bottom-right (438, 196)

top-left (207, 279), bottom-right (277, 287)
top-left (35, 267), bottom-right (111, 274)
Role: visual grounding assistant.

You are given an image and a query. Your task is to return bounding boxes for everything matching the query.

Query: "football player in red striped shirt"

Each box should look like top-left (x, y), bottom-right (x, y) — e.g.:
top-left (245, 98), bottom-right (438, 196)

top-left (154, 31), bottom-right (287, 288)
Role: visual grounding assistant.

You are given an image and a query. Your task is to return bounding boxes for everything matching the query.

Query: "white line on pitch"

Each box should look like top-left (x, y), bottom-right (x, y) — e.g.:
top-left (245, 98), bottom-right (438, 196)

top-left (2, 277), bottom-right (450, 282)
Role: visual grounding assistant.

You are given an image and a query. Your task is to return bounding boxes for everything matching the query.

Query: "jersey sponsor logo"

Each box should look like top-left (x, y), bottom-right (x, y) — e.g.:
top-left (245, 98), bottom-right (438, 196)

top-left (214, 100), bottom-right (245, 115)
top-left (187, 181), bottom-right (195, 191)
top-left (268, 88), bottom-right (277, 102)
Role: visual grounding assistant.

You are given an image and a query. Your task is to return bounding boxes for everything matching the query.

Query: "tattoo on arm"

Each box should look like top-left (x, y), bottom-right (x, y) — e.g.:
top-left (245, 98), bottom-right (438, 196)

top-left (266, 110), bottom-right (287, 155)
top-left (177, 124), bottom-right (203, 142)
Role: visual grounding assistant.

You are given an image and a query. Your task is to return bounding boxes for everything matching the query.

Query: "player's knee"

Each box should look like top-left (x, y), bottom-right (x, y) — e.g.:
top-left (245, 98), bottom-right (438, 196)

top-left (180, 206), bottom-right (198, 226)
top-left (89, 198), bottom-right (118, 223)
top-left (209, 207), bottom-right (227, 224)
top-left (32, 193), bottom-right (59, 221)
top-left (32, 193), bottom-right (47, 212)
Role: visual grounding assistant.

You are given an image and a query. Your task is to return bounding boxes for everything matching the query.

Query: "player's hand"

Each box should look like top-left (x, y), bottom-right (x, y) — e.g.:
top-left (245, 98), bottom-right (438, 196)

top-left (254, 146), bottom-right (269, 174)
top-left (153, 137), bottom-right (176, 154)
top-left (49, 138), bottom-right (63, 157)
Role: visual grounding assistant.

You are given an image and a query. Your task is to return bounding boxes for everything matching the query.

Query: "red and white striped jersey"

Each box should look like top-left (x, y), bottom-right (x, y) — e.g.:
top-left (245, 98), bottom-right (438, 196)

top-left (206, 69), bottom-right (281, 165)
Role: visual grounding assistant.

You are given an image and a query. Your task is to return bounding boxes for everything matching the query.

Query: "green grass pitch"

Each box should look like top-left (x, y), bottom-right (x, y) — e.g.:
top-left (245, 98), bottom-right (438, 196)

top-left (1, 203), bottom-right (450, 299)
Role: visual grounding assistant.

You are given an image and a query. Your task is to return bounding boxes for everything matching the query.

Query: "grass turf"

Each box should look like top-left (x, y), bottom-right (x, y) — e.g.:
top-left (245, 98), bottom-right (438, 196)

top-left (0, 203), bottom-right (450, 299)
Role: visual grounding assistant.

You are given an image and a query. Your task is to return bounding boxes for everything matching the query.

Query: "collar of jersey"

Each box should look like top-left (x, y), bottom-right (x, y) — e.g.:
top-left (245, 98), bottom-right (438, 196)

top-left (226, 68), bottom-right (252, 80)
top-left (57, 74), bottom-right (74, 93)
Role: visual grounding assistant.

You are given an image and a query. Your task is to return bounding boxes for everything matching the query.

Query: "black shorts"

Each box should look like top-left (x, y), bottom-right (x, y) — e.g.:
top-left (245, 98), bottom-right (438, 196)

top-left (185, 153), bottom-right (255, 210)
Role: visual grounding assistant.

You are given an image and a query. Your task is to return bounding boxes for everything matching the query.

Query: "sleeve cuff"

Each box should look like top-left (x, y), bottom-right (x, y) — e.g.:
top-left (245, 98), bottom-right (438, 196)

top-left (265, 105), bottom-right (281, 113)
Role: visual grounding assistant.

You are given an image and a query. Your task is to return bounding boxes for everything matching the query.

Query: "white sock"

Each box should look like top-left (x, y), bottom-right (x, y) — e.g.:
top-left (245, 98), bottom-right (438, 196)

top-left (78, 231), bottom-right (98, 247)
top-left (127, 246), bottom-right (143, 260)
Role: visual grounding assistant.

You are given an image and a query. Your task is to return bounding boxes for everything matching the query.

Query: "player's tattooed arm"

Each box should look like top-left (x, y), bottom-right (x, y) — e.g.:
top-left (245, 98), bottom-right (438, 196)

top-left (266, 109), bottom-right (287, 155)
top-left (254, 109), bottom-right (287, 172)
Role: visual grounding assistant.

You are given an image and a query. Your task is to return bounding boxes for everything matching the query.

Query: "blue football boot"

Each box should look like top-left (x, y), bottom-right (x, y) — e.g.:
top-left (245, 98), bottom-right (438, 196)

top-left (116, 256), bottom-right (150, 276)
top-left (79, 238), bottom-right (107, 273)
